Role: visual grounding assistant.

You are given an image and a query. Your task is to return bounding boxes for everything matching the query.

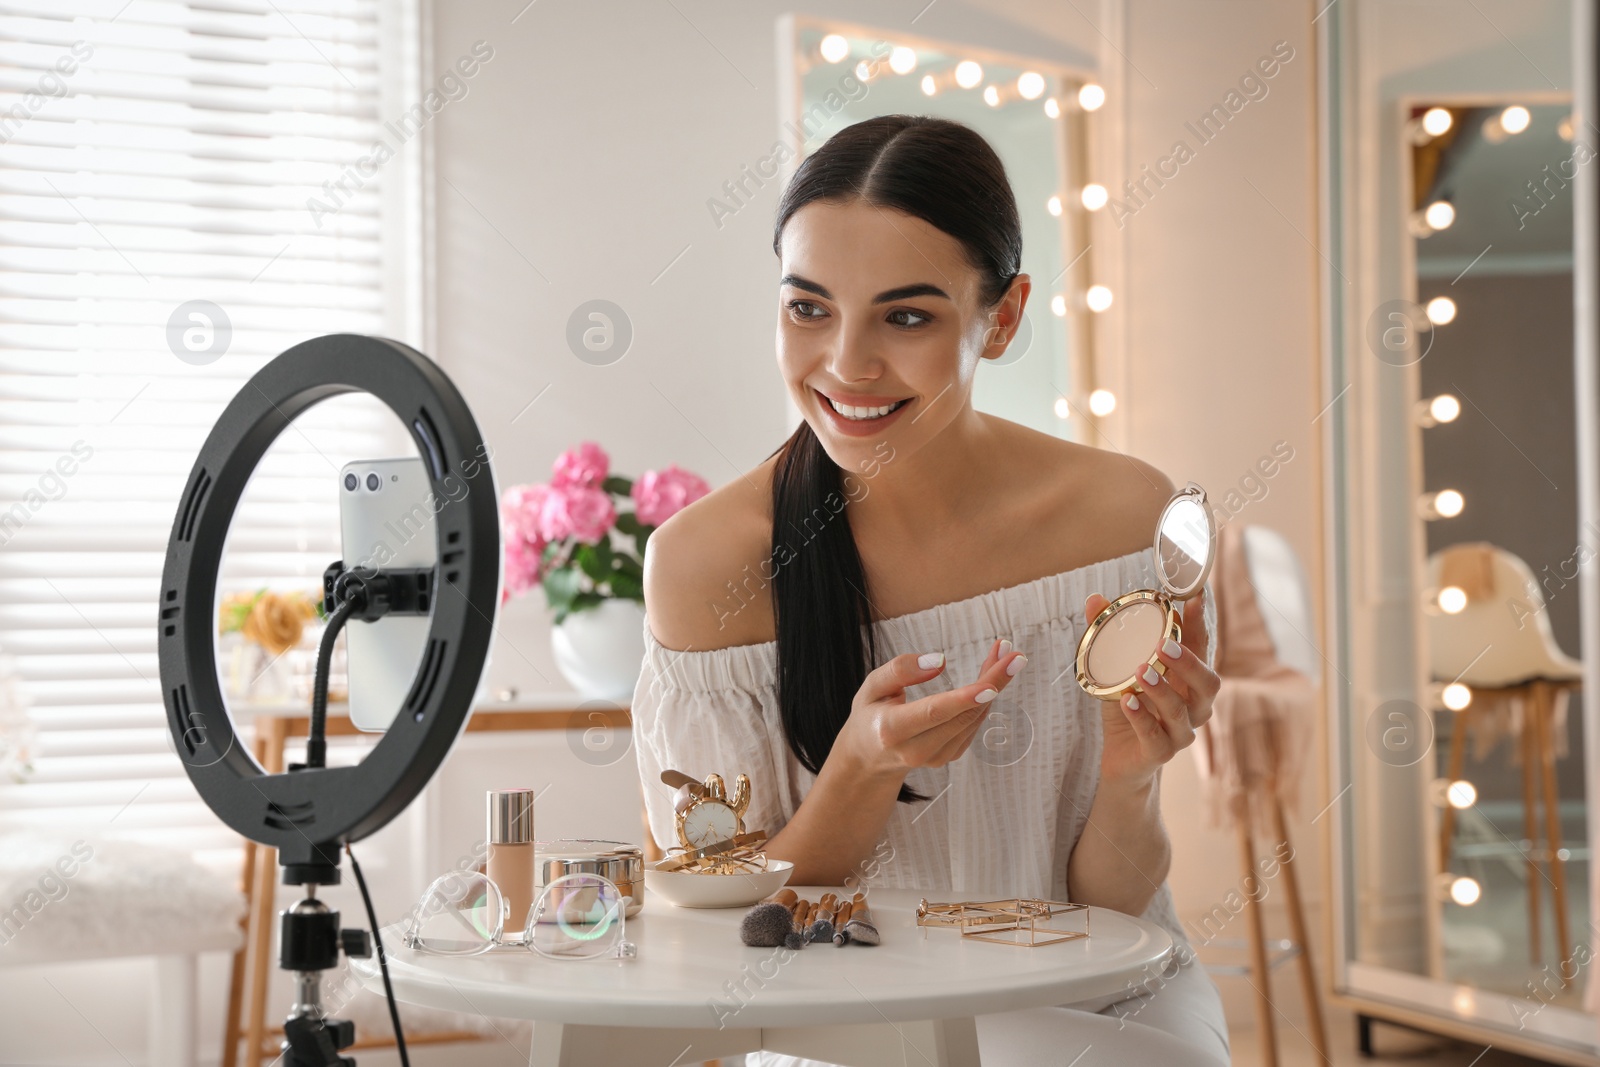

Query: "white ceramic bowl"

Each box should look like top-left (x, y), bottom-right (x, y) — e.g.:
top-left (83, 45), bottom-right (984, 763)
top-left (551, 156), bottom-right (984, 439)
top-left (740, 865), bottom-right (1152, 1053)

top-left (643, 859), bottom-right (794, 909)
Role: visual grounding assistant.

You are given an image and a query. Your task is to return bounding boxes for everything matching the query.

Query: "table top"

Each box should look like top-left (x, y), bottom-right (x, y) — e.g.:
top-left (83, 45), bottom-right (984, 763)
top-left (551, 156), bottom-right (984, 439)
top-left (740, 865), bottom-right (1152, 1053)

top-left (351, 887), bottom-right (1174, 1030)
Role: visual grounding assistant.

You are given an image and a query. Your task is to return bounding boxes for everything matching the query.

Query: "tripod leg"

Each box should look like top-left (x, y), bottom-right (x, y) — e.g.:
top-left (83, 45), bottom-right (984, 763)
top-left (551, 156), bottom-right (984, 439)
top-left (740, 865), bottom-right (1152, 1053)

top-left (1270, 794), bottom-right (1327, 1058)
top-left (1238, 795), bottom-right (1279, 1067)
top-left (1520, 693), bottom-right (1542, 967)
top-left (1534, 682), bottom-right (1572, 979)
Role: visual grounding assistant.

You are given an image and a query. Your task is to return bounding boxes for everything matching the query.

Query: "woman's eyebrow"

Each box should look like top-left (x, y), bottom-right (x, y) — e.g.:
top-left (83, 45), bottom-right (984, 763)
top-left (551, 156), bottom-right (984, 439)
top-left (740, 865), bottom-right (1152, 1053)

top-left (780, 274), bottom-right (951, 304)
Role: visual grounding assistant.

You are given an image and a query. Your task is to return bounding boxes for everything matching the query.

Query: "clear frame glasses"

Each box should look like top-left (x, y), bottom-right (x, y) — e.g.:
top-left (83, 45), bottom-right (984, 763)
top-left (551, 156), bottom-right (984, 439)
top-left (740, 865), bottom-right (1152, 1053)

top-left (403, 870), bottom-right (636, 961)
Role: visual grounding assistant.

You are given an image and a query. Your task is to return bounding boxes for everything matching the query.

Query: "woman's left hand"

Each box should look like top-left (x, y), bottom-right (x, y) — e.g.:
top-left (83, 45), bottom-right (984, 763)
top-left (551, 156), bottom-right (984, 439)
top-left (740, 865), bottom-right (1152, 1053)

top-left (1083, 592), bottom-right (1219, 788)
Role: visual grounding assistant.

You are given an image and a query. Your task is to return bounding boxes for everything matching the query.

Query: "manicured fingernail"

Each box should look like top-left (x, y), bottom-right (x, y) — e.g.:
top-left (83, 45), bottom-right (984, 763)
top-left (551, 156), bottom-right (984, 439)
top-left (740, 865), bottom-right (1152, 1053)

top-left (1142, 665), bottom-right (1161, 686)
top-left (1127, 694), bottom-right (1141, 711)
top-left (998, 639), bottom-right (1012, 656)
top-left (974, 688), bottom-right (998, 703)
top-left (1162, 638), bottom-right (1182, 658)
top-left (919, 652), bottom-right (944, 669)
top-left (1006, 654), bottom-right (1027, 676)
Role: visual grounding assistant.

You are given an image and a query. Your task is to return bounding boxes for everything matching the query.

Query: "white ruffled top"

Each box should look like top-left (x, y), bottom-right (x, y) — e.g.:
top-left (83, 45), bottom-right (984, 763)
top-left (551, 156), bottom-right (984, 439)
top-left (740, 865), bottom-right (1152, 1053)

top-left (631, 545), bottom-right (1216, 950)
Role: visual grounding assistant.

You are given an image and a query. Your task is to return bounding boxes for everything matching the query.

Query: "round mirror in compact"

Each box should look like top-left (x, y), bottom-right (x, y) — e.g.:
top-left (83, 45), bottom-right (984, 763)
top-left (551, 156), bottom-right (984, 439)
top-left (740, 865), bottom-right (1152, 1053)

top-left (1075, 482), bottom-right (1217, 699)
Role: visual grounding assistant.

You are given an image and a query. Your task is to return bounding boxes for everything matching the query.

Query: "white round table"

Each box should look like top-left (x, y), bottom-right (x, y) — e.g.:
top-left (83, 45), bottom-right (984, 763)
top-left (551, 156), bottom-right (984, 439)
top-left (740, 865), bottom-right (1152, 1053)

top-left (352, 887), bottom-right (1174, 1067)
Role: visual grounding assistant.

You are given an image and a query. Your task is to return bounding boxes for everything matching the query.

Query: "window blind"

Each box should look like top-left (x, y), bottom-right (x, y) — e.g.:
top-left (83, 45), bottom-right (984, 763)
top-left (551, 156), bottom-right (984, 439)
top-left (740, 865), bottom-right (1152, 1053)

top-left (0, 0), bottom-right (408, 873)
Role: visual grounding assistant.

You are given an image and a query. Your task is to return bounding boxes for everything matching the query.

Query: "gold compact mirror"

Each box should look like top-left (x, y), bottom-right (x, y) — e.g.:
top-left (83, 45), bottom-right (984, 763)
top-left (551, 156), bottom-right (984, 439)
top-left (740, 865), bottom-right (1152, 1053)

top-left (1075, 482), bottom-right (1216, 699)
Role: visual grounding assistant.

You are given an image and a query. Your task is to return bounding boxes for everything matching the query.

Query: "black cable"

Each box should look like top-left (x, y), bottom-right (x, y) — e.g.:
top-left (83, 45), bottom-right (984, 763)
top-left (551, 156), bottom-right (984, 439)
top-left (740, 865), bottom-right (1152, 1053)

top-left (346, 840), bottom-right (409, 1067)
top-left (307, 595), bottom-right (358, 769)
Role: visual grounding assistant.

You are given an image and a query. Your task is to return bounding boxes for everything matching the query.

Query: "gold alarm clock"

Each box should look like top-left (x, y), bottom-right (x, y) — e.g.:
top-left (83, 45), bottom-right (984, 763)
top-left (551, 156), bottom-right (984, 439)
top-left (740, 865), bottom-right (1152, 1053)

top-left (662, 770), bottom-right (750, 850)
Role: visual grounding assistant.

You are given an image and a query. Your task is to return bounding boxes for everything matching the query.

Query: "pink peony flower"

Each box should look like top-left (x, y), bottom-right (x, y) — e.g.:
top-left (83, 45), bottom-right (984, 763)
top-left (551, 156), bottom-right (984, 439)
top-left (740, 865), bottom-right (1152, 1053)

top-left (540, 484), bottom-right (615, 545)
top-left (501, 536), bottom-right (544, 603)
top-left (500, 483), bottom-right (551, 547)
top-left (631, 464), bottom-right (710, 527)
top-left (551, 441), bottom-right (609, 490)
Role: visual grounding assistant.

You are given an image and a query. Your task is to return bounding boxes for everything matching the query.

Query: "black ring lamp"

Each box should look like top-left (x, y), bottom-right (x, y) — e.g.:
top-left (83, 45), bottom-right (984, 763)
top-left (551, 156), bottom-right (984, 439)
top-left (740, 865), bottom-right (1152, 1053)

top-left (157, 333), bottom-right (500, 886)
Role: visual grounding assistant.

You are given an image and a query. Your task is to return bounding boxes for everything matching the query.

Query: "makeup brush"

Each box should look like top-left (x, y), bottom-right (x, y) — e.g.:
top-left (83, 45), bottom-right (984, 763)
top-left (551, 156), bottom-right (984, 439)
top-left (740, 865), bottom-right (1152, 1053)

top-left (839, 899), bottom-right (880, 946)
top-left (740, 902), bottom-right (805, 949)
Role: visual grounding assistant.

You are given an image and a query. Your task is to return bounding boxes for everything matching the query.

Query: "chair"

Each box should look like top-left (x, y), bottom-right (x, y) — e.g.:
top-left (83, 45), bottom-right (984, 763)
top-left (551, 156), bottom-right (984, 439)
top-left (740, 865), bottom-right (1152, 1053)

top-left (1191, 522), bottom-right (1327, 1067)
top-left (1426, 542), bottom-right (1583, 972)
top-left (0, 830), bottom-right (246, 1067)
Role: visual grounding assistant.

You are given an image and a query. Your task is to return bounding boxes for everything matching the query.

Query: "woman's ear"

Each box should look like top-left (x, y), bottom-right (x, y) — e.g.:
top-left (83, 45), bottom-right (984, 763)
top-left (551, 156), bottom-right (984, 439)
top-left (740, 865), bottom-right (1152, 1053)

top-left (980, 274), bottom-right (1032, 359)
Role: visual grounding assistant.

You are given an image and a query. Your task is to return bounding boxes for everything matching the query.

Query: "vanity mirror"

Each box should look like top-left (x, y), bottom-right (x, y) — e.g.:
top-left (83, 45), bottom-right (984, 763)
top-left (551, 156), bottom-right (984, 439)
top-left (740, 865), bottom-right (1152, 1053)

top-left (1076, 482), bottom-right (1216, 698)
top-left (1320, 1), bottom-right (1599, 1060)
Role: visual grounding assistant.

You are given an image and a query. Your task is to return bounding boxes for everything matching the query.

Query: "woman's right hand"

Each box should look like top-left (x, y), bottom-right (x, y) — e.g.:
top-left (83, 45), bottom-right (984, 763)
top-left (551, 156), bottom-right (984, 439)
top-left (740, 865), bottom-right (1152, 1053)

top-left (834, 639), bottom-right (1029, 780)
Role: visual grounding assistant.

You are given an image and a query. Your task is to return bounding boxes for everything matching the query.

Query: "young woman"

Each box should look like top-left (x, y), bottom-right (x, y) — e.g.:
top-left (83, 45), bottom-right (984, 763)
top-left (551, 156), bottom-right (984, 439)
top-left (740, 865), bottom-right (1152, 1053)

top-left (634, 115), bottom-right (1230, 1066)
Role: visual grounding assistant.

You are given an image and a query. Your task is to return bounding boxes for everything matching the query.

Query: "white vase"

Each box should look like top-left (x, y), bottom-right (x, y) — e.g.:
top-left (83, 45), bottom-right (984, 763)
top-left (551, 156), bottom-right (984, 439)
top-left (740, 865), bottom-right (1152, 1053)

top-left (550, 598), bottom-right (647, 703)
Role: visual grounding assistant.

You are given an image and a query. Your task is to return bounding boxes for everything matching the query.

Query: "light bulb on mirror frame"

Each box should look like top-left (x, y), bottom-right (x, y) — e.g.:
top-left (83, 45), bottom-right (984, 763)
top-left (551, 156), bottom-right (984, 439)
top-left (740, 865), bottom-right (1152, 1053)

top-left (1500, 105), bottom-right (1530, 134)
top-left (1088, 388), bottom-right (1117, 417)
top-left (1047, 195), bottom-right (1062, 216)
top-left (1425, 296), bottom-right (1456, 325)
top-left (1081, 183), bottom-right (1108, 211)
top-left (955, 60), bottom-right (983, 89)
top-left (1085, 284), bottom-right (1113, 312)
top-left (1445, 779), bottom-right (1477, 809)
top-left (1442, 682), bottom-right (1472, 712)
top-left (1423, 200), bottom-right (1455, 231)
top-left (1053, 396), bottom-right (1071, 420)
top-left (1436, 585), bottom-right (1467, 614)
top-left (1415, 393), bottom-right (1460, 427)
top-left (1050, 294), bottom-right (1067, 317)
top-left (1449, 876), bottom-right (1481, 906)
top-left (983, 84), bottom-right (1001, 107)
top-left (1078, 83), bottom-right (1105, 111)
top-left (889, 46), bottom-right (916, 75)
top-left (819, 34), bottom-right (849, 63)
top-left (1017, 71), bottom-right (1046, 100)
top-left (1432, 488), bottom-right (1464, 518)
top-left (1044, 97), bottom-right (1061, 119)
top-left (920, 74), bottom-right (937, 96)
top-left (1421, 107), bottom-right (1452, 137)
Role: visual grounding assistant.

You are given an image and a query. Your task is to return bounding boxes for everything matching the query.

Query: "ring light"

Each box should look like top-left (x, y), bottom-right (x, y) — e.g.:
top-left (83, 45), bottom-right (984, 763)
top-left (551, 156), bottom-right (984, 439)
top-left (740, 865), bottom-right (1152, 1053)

top-left (157, 333), bottom-right (500, 885)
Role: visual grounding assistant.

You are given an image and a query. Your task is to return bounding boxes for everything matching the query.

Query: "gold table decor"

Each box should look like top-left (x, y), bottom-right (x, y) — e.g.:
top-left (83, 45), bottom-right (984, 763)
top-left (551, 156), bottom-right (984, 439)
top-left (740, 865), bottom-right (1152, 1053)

top-left (915, 897), bottom-right (1091, 948)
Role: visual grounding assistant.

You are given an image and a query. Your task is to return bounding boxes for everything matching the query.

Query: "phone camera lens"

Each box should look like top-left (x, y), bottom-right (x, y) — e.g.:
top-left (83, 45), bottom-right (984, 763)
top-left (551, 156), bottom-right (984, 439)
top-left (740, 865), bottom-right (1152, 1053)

top-left (343, 473), bottom-right (358, 491)
top-left (366, 473), bottom-right (381, 491)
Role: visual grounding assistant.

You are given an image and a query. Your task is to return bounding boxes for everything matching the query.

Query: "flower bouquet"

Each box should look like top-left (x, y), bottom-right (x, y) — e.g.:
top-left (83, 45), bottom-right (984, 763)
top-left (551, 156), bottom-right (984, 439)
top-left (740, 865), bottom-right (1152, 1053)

top-left (500, 442), bottom-right (709, 700)
top-left (499, 442), bottom-right (709, 623)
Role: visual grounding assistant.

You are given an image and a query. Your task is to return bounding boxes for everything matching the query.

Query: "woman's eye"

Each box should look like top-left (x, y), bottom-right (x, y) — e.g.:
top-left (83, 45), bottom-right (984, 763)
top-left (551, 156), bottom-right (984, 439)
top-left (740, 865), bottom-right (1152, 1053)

top-left (888, 308), bottom-right (930, 328)
top-left (786, 299), bottom-right (824, 320)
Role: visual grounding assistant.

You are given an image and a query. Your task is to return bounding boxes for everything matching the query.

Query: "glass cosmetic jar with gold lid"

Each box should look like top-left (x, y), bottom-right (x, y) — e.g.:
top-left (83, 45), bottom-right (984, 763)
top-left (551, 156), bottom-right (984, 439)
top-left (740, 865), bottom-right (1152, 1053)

top-left (1075, 481), bottom-right (1216, 699)
top-left (534, 839), bottom-right (643, 918)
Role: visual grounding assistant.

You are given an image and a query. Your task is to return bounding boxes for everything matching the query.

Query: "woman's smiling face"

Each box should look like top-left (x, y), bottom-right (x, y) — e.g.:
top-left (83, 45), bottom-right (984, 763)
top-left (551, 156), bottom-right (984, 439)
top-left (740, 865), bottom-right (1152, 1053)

top-left (776, 198), bottom-right (1026, 462)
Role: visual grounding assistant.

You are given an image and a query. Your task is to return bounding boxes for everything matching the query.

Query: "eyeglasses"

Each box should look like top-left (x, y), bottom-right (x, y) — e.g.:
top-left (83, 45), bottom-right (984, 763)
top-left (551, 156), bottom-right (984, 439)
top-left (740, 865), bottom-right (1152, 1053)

top-left (402, 869), bottom-right (636, 961)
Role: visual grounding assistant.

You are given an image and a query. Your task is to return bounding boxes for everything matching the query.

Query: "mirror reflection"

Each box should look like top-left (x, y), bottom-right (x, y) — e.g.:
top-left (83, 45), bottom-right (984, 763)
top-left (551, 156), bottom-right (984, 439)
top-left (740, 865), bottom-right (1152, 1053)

top-left (1158, 495), bottom-right (1212, 594)
top-left (1411, 100), bottom-right (1590, 1000)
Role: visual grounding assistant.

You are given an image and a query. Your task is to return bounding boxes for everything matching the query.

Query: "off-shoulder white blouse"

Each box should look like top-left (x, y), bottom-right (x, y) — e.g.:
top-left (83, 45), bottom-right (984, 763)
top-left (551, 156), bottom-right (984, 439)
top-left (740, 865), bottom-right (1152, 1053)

top-left (631, 545), bottom-right (1217, 950)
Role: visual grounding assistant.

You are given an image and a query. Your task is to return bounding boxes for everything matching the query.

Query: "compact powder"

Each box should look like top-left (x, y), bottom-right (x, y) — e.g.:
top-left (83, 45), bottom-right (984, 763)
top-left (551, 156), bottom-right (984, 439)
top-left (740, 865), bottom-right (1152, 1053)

top-left (1084, 599), bottom-right (1166, 687)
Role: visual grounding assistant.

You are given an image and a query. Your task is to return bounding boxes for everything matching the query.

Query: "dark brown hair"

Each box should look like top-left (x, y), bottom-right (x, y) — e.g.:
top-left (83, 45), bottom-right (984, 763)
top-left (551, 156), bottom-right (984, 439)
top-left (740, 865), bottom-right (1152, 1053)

top-left (766, 116), bottom-right (1022, 803)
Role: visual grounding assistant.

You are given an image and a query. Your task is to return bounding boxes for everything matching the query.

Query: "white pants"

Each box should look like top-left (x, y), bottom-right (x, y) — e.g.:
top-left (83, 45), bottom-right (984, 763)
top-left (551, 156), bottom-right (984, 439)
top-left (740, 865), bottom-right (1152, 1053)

top-left (749, 957), bottom-right (1230, 1067)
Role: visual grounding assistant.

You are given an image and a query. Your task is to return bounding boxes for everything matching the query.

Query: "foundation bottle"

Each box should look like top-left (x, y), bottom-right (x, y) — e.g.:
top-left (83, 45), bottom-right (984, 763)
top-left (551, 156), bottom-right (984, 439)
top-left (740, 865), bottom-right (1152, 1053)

top-left (487, 788), bottom-right (537, 938)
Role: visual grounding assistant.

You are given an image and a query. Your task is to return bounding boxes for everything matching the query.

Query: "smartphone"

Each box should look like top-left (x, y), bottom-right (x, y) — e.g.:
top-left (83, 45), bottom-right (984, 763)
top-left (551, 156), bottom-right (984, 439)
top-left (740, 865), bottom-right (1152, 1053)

top-left (339, 457), bottom-right (436, 732)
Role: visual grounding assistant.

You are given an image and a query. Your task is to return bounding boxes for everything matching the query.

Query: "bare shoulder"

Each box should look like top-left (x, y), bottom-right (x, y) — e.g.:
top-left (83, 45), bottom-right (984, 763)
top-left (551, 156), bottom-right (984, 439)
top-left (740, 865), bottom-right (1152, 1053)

top-left (641, 455), bottom-right (778, 652)
top-left (1016, 425), bottom-right (1177, 566)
